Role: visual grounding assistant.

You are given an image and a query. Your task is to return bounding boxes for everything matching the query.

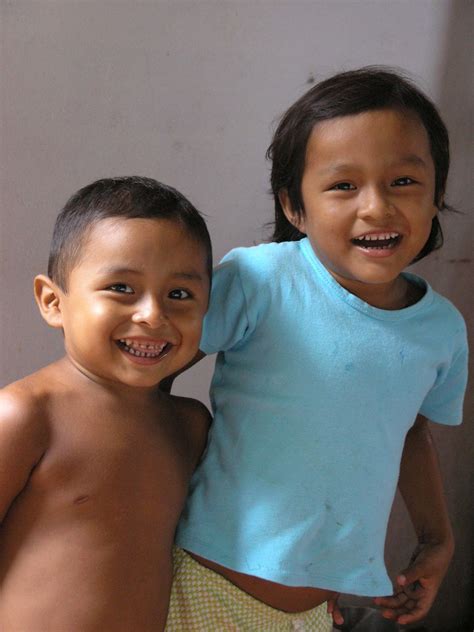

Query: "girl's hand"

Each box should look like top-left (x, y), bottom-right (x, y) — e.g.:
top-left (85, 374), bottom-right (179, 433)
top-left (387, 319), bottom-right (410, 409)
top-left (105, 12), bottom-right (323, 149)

top-left (373, 539), bottom-right (453, 625)
top-left (327, 593), bottom-right (344, 626)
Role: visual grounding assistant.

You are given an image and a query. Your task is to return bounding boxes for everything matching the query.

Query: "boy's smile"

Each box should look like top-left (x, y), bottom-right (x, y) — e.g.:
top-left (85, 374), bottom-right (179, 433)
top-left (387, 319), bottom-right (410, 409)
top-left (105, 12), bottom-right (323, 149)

top-left (52, 217), bottom-right (210, 389)
top-left (281, 109), bottom-right (437, 308)
top-left (116, 337), bottom-right (171, 364)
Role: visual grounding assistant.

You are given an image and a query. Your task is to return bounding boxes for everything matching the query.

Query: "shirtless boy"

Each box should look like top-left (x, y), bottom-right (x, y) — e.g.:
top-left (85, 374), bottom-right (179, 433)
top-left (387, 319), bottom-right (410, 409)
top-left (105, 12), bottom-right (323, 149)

top-left (0, 176), bottom-right (212, 631)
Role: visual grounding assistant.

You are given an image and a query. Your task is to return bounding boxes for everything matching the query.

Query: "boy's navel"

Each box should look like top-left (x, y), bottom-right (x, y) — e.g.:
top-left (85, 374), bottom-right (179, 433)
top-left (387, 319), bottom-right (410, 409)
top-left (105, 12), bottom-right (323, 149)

top-left (73, 495), bottom-right (90, 505)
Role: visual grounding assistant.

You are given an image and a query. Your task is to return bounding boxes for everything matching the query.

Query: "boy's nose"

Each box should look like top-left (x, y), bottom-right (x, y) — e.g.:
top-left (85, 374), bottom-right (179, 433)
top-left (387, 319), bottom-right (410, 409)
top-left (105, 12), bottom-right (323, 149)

top-left (131, 297), bottom-right (168, 327)
top-left (357, 187), bottom-right (395, 221)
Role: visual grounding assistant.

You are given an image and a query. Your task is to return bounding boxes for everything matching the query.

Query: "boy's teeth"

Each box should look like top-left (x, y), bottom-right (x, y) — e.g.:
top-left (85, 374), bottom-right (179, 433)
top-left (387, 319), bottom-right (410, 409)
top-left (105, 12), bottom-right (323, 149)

top-left (118, 339), bottom-right (167, 357)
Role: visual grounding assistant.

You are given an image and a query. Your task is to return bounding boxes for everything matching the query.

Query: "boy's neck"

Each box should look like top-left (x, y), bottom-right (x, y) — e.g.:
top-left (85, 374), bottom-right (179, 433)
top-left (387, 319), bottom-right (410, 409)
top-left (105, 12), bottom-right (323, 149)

top-left (56, 356), bottom-right (163, 404)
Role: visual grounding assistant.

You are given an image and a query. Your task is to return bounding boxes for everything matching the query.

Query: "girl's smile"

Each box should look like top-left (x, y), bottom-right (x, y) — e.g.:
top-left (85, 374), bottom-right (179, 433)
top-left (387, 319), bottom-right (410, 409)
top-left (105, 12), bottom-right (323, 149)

top-left (280, 108), bottom-right (437, 309)
top-left (351, 231), bottom-right (402, 256)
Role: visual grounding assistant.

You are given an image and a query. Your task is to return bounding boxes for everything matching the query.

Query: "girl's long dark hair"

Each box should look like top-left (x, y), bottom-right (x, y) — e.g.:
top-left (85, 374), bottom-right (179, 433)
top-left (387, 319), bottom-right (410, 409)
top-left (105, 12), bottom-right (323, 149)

top-left (267, 66), bottom-right (454, 262)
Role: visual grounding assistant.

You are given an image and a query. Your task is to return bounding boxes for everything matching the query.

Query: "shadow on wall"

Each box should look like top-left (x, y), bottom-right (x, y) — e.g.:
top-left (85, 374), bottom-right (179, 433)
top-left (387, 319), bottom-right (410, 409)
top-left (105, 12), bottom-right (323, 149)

top-left (387, 2), bottom-right (474, 632)
top-left (338, 2), bottom-right (474, 632)
top-left (423, 1), bottom-right (474, 631)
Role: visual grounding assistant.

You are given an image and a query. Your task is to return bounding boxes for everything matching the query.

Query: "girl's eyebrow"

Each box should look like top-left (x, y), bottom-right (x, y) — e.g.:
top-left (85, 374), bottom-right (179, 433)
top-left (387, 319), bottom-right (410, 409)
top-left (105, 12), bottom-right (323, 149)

top-left (317, 163), bottom-right (355, 175)
top-left (318, 154), bottom-right (428, 175)
top-left (395, 154), bottom-right (428, 168)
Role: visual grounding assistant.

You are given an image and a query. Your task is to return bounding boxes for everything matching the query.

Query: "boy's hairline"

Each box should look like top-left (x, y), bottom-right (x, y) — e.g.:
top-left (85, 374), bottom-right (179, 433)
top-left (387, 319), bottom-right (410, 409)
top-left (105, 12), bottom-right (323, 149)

top-left (51, 215), bottom-right (211, 293)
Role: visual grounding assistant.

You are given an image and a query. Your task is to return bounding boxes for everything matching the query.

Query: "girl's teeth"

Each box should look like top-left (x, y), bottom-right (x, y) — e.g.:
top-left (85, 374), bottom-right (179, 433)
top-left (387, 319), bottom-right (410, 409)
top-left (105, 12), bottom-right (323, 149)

top-left (355, 232), bottom-right (399, 241)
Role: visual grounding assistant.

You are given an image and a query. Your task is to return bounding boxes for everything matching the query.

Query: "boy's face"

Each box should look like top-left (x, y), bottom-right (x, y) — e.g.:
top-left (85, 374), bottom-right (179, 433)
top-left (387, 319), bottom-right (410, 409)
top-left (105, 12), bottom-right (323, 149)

top-left (54, 217), bottom-right (209, 389)
top-left (281, 109), bottom-right (437, 301)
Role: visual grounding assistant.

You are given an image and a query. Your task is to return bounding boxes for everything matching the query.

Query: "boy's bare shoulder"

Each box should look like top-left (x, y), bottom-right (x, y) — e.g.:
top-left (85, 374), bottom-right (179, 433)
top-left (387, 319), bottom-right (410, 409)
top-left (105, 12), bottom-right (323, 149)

top-left (0, 371), bottom-right (54, 519)
top-left (167, 394), bottom-right (211, 465)
top-left (0, 370), bottom-right (51, 445)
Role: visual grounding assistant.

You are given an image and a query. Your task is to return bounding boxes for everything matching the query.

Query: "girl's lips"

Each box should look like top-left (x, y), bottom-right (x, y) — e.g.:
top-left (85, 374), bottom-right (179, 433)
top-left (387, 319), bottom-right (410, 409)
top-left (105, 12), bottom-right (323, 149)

top-left (354, 245), bottom-right (400, 258)
top-left (351, 231), bottom-right (403, 259)
top-left (351, 232), bottom-right (403, 257)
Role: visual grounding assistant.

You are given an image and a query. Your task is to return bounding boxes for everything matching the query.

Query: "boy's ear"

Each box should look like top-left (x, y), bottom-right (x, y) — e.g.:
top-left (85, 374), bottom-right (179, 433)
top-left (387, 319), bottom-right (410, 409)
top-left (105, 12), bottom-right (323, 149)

top-left (278, 189), bottom-right (306, 233)
top-left (34, 274), bottom-right (64, 329)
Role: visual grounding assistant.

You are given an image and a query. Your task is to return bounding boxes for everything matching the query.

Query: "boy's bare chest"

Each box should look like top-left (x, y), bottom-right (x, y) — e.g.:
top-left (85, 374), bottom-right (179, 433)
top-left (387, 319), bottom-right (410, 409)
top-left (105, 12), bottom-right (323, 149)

top-left (0, 394), bottom-right (193, 630)
top-left (28, 398), bottom-right (192, 522)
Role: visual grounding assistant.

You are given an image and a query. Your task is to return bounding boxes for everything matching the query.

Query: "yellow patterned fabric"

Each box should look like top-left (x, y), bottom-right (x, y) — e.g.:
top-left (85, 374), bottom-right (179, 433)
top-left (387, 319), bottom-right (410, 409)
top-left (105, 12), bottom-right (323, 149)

top-left (166, 547), bottom-right (333, 632)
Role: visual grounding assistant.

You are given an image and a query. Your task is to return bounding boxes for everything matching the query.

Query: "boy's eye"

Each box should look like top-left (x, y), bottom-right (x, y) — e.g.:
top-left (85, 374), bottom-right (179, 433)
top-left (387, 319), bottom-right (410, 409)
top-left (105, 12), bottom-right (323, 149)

top-left (168, 289), bottom-right (191, 300)
top-left (392, 177), bottom-right (416, 186)
top-left (107, 283), bottom-right (134, 294)
top-left (330, 182), bottom-right (356, 191)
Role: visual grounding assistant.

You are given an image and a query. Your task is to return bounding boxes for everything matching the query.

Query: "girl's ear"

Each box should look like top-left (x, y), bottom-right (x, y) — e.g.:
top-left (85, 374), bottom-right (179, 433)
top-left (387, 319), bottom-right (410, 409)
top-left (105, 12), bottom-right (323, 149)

top-left (278, 189), bottom-right (307, 233)
top-left (34, 275), bottom-right (64, 329)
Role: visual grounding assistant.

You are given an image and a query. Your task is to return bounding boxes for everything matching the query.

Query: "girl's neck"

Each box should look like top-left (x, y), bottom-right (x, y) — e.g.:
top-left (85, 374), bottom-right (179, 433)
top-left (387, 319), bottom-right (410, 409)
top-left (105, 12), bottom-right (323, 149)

top-left (333, 274), bottom-right (422, 310)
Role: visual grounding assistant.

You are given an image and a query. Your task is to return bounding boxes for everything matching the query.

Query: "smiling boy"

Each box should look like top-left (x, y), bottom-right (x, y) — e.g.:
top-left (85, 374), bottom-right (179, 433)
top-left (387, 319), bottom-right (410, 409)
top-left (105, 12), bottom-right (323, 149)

top-left (0, 177), bottom-right (211, 631)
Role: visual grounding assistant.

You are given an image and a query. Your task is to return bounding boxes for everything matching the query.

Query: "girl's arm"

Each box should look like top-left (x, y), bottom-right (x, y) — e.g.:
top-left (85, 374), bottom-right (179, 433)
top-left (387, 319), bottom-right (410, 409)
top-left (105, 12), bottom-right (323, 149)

top-left (159, 349), bottom-right (206, 393)
top-left (374, 414), bottom-right (455, 625)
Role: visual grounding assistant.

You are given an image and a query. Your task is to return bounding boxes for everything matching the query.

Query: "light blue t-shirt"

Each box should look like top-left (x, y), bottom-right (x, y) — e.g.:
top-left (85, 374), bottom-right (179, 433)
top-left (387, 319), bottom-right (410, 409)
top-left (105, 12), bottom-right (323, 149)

top-left (176, 238), bottom-right (468, 596)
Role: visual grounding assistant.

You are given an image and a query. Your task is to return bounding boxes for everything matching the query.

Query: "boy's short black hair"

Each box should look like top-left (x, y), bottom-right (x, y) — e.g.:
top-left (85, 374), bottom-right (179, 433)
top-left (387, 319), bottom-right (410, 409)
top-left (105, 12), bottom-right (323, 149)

top-left (48, 176), bottom-right (212, 290)
top-left (267, 66), bottom-right (453, 262)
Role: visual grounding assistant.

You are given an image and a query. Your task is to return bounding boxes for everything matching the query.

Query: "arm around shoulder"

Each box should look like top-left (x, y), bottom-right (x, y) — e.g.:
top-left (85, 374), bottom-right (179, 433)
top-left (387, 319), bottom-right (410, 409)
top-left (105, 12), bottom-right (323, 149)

top-left (159, 350), bottom-right (206, 394)
top-left (0, 388), bottom-right (49, 523)
top-left (173, 396), bottom-right (211, 469)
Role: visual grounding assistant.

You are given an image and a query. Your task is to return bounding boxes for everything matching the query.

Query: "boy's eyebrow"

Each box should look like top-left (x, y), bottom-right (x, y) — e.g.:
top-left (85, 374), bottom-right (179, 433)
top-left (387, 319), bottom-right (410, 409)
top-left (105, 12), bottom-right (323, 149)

top-left (170, 271), bottom-right (205, 282)
top-left (97, 266), bottom-right (204, 281)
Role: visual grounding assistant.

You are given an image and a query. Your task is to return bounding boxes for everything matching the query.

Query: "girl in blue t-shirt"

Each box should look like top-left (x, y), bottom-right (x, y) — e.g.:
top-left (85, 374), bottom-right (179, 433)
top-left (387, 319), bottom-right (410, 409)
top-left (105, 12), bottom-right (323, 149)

top-left (167, 68), bottom-right (468, 632)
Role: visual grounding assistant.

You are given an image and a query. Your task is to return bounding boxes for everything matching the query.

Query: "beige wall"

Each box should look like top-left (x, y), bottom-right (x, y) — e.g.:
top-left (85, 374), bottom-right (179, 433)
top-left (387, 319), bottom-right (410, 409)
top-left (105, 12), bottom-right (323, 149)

top-left (1, 1), bottom-right (472, 629)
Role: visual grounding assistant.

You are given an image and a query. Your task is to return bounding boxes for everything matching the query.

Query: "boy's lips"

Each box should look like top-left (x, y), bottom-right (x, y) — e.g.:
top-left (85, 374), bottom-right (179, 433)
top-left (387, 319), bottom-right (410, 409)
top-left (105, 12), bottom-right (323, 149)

top-left (115, 337), bottom-right (174, 364)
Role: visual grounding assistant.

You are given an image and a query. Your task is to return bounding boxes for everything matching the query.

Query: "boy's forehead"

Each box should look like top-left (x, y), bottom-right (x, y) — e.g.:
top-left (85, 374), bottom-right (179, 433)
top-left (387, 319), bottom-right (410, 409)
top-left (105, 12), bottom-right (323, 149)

top-left (75, 216), bottom-right (208, 274)
top-left (82, 216), bottom-right (182, 248)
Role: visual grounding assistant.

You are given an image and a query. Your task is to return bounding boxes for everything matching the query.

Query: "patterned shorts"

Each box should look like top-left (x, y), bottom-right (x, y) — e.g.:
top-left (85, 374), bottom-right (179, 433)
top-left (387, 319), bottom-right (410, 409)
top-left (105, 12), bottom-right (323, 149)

top-left (165, 547), bottom-right (333, 632)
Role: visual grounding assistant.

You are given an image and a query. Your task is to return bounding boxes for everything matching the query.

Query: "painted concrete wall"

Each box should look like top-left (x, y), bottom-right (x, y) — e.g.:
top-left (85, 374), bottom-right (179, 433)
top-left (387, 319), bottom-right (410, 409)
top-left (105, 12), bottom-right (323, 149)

top-left (1, 1), bottom-right (472, 629)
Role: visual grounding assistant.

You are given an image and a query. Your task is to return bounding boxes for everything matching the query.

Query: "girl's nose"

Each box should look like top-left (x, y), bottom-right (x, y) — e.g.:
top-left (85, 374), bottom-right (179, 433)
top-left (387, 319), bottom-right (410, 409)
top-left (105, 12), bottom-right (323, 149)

top-left (131, 296), bottom-right (167, 327)
top-left (357, 187), bottom-right (395, 221)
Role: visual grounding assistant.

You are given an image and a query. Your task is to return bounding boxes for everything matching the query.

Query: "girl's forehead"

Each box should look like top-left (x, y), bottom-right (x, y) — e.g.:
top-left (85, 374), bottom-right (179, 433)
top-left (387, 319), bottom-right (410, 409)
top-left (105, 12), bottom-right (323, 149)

top-left (305, 109), bottom-right (432, 166)
top-left (311, 108), bottom-right (427, 140)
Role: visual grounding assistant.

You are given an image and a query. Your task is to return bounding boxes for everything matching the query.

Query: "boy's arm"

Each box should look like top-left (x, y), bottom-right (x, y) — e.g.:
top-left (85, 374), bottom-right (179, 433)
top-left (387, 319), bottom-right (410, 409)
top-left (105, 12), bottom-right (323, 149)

top-left (0, 391), bottom-right (48, 523)
top-left (374, 414), bottom-right (454, 625)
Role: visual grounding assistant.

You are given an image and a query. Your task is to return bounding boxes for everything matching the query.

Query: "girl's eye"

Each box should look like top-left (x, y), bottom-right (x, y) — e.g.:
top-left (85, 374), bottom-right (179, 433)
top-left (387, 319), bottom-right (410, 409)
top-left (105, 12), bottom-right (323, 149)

top-left (330, 182), bottom-right (356, 191)
top-left (168, 289), bottom-right (191, 300)
top-left (392, 177), bottom-right (416, 186)
top-left (107, 283), bottom-right (134, 294)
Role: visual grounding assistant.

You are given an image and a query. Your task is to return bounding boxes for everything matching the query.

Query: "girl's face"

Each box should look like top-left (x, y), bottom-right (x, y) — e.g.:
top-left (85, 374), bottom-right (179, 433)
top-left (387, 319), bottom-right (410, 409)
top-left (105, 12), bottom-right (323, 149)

top-left (280, 109), bottom-right (437, 307)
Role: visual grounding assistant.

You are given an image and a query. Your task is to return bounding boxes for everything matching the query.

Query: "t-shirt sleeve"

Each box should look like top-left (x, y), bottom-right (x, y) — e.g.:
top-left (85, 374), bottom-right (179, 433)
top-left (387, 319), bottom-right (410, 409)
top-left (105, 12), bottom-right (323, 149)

top-left (419, 324), bottom-right (468, 426)
top-left (199, 251), bottom-right (252, 355)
